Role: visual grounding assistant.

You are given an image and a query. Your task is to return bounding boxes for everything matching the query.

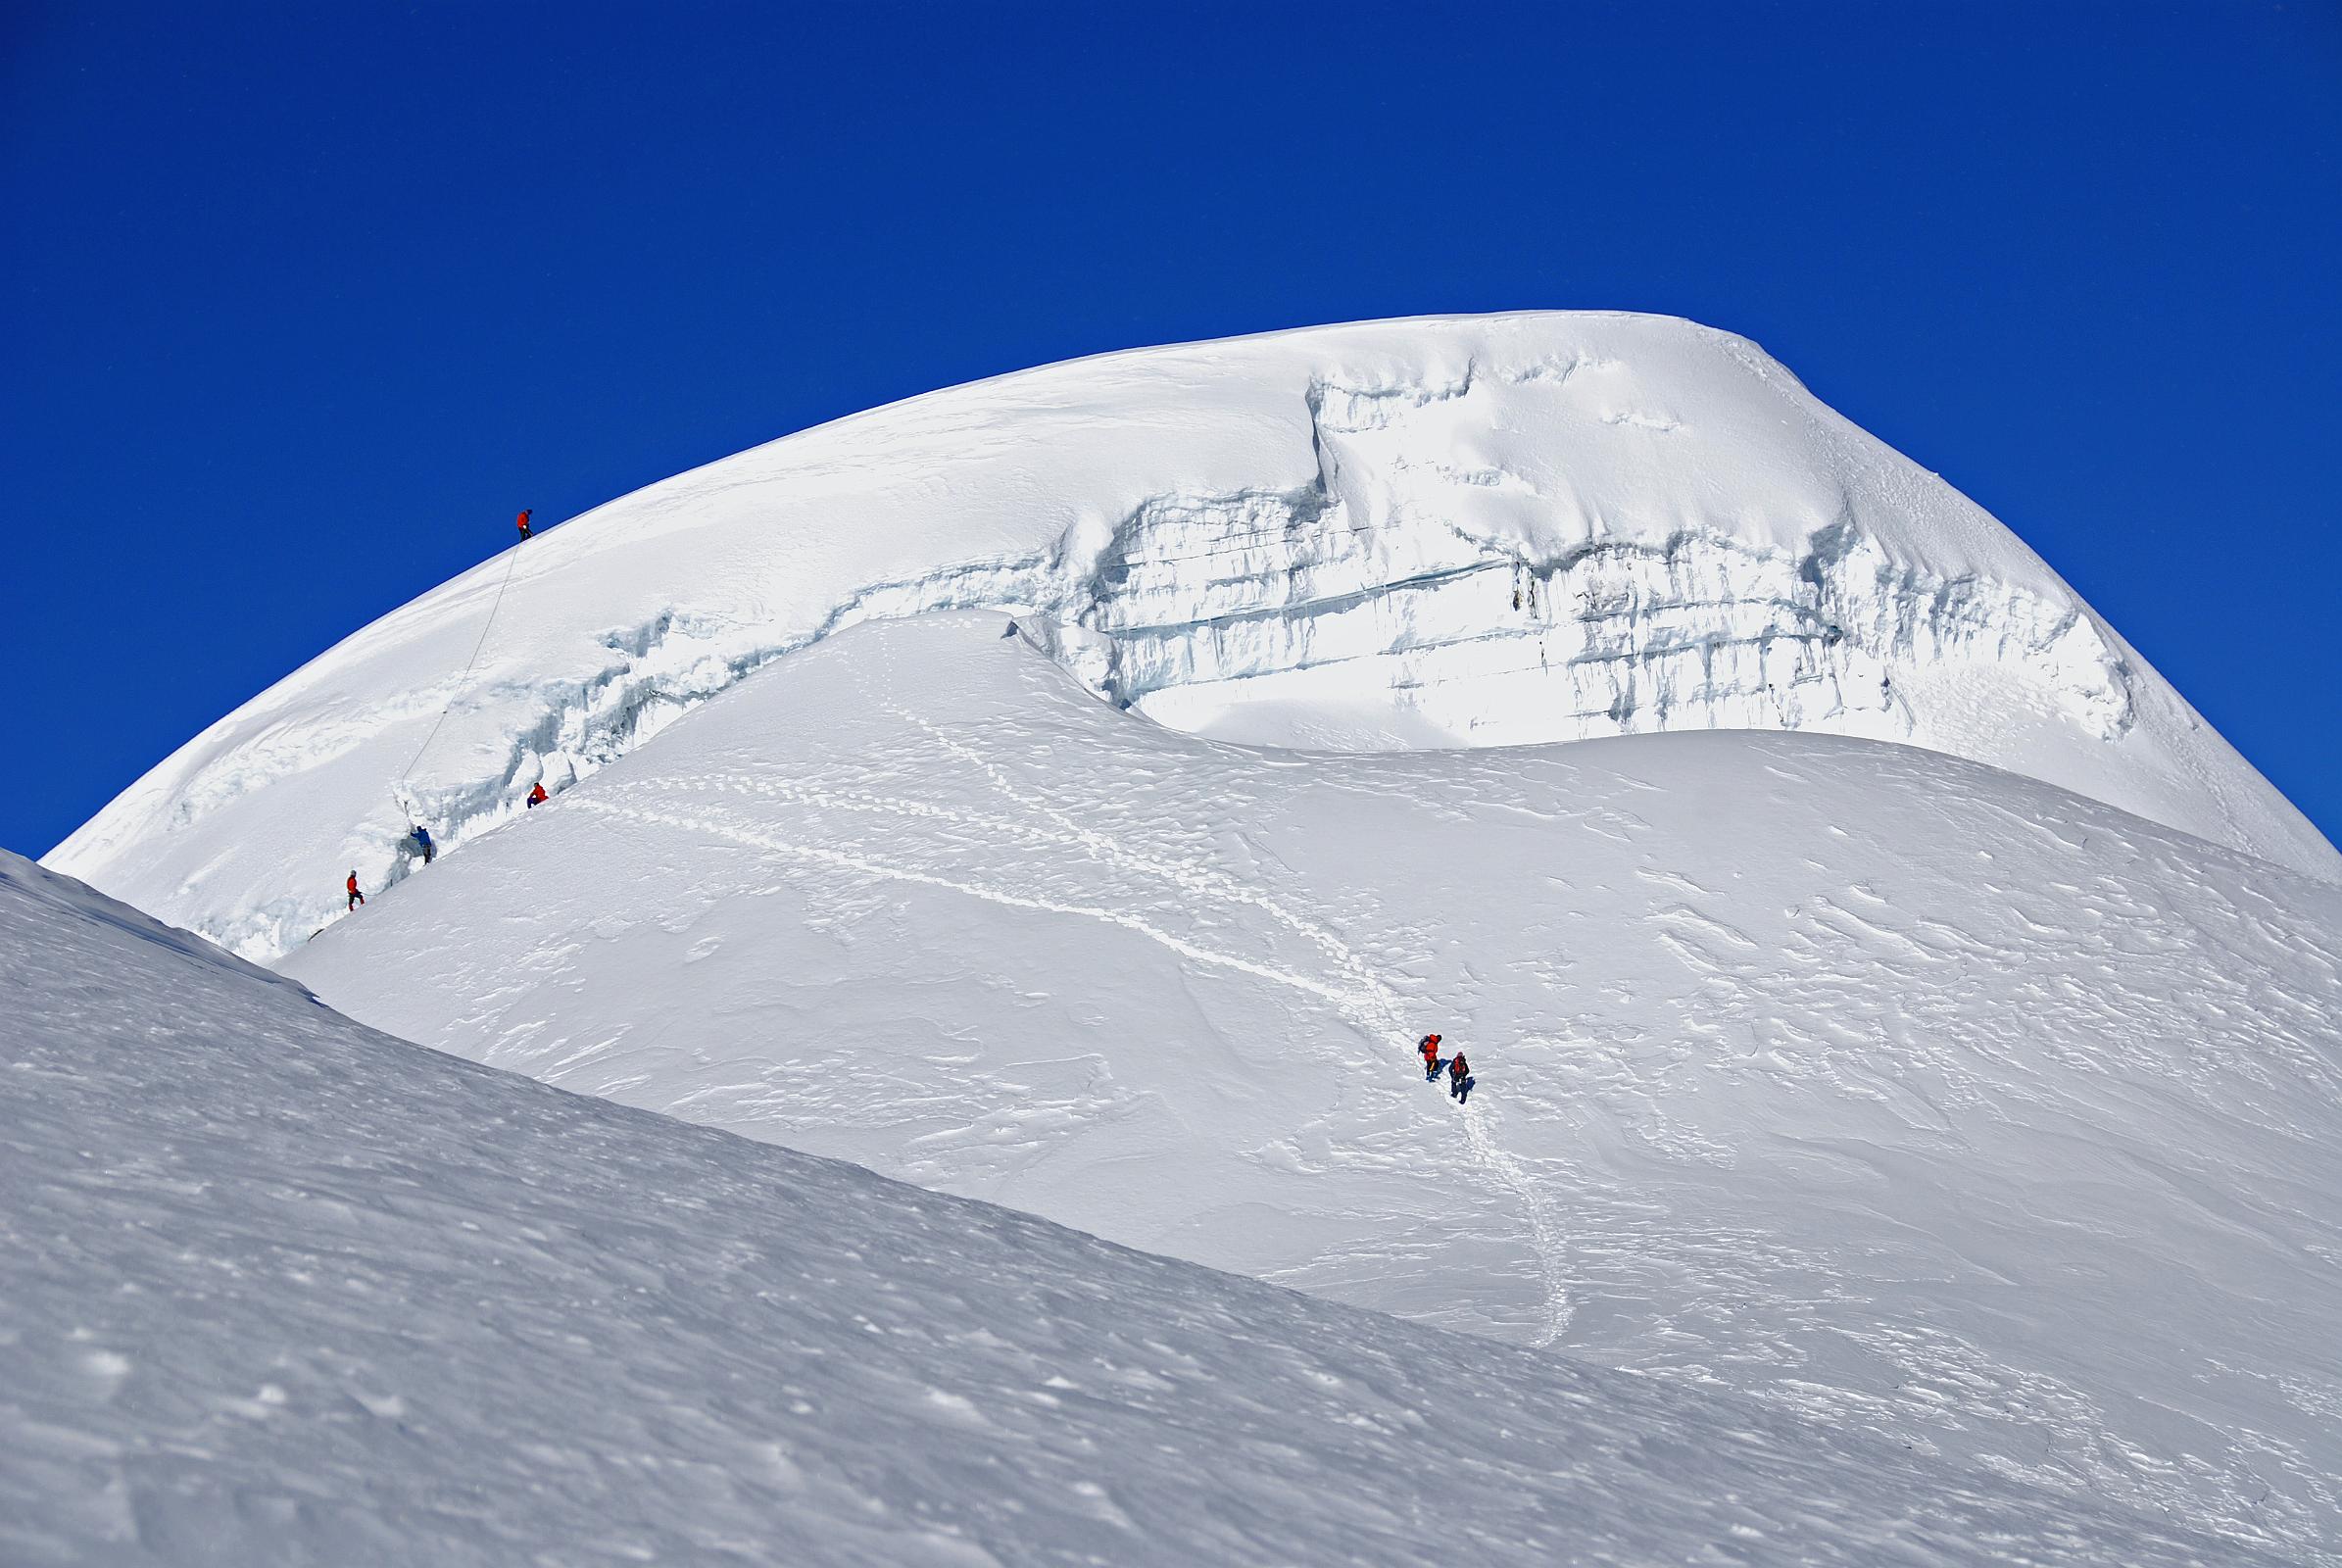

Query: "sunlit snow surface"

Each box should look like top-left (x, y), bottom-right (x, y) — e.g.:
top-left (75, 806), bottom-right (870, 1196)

top-left (283, 614), bottom-right (2342, 1563)
top-left (30, 311), bottom-right (2342, 1562)
top-left (2, 852), bottom-right (2286, 1566)
top-left (47, 313), bottom-right (2337, 960)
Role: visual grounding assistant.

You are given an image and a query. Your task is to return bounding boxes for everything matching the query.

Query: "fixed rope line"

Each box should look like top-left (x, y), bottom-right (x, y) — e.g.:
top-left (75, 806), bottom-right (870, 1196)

top-left (394, 539), bottom-right (525, 814)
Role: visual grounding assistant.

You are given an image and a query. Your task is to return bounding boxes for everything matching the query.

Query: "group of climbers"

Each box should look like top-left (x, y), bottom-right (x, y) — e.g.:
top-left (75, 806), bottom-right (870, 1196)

top-left (338, 510), bottom-right (554, 918)
top-left (339, 778), bottom-right (552, 910)
top-left (339, 777), bottom-right (549, 909)
top-left (1417, 1033), bottom-right (1474, 1105)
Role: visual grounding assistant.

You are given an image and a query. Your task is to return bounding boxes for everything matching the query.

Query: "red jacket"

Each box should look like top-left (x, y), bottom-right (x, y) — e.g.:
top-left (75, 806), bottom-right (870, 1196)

top-left (346, 874), bottom-right (360, 894)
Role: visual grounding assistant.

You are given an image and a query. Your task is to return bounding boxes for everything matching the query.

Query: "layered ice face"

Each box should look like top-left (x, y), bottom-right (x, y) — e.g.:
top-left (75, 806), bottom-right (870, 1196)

top-left (46, 313), bottom-right (2337, 958)
top-left (1027, 474), bottom-right (2135, 756)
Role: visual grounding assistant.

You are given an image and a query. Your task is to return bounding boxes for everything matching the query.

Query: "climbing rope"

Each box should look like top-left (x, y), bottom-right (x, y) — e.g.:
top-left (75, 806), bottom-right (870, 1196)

top-left (392, 538), bottom-right (525, 816)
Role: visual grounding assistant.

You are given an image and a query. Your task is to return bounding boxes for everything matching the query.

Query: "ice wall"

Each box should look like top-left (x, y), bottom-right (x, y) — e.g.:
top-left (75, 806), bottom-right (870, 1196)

top-left (1030, 462), bottom-right (2133, 756)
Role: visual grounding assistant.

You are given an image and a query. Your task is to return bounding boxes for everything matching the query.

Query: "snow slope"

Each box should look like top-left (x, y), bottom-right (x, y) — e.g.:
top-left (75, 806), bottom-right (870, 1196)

top-left (285, 612), bottom-right (2342, 1563)
top-left (48, 313), bottom-right (2338, 960)
top-left (6, 853), bottom-right (2283, 1567)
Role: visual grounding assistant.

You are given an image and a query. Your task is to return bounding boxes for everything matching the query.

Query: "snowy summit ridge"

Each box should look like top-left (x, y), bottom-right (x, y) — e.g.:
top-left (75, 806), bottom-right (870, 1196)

top-left (48, 311), bottom-right (2337, 956)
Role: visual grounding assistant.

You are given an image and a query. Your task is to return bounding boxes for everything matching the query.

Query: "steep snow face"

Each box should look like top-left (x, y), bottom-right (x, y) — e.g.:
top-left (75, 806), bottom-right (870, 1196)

top-left (5, 855), bottom-right (2281, 1567)
top-left (286, 614), bottom-right (2342, 1566)
top-left (47, 313), bottom-right (2336, 958)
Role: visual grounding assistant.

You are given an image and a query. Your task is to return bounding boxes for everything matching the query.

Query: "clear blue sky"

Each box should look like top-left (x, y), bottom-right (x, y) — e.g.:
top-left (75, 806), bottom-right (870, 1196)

top-left (4, 1), bottom-right (2336, 860)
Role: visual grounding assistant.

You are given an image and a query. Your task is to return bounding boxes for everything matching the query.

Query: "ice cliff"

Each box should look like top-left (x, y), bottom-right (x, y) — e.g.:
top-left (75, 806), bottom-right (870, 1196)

top-left (46, 312), bottom-right (2337, 957)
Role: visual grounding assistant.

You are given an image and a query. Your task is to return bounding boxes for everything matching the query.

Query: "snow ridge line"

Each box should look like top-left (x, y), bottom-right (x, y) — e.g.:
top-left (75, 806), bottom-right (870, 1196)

top-left (873, 691), bottom-right (1576, 1345)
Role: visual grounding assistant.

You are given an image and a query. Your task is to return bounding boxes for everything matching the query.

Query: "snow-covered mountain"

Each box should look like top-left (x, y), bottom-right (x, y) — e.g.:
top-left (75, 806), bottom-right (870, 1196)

top-left (46, 313), bottom-right (2337, 960)
top-left (5, 849), bottom-right (2278, 1567)
top-left (32, 315), bottom-right (2342, 1562)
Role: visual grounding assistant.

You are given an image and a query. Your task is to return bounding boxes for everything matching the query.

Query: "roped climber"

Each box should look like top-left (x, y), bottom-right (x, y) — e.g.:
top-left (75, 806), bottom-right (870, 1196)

top-left (410, 823), bottom-right (435, 864)
top-left (527, 781), bottom-right (549, 808)
top-left (345, 871), bottom-right (366, 910)
top-left (1447, 1050), bottom-right (1474, 1105)
top-left (516, 508), bottom-right (533, 541)
top-left (1418, 1033), bottom-right (1443, 1081)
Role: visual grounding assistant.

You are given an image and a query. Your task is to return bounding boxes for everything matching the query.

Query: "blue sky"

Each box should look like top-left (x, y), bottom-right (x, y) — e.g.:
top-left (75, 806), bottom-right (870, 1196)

top-left (4, 1), bottom-right (2336, 860)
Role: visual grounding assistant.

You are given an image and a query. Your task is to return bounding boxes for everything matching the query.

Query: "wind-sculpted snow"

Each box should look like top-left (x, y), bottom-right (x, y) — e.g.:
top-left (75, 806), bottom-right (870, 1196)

top-left (289, 614), bottom-right (2342, 1565)
top-left (4, 855), bottom-right (2284, 1566)
top-left (47, 313), bottom-right (2335, 960)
